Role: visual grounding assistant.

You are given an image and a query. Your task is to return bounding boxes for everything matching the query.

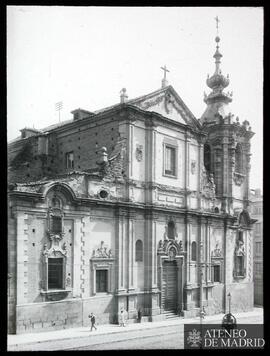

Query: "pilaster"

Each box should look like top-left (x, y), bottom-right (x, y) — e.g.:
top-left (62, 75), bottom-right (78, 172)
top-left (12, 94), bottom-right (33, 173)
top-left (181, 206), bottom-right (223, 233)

top-left (80, 217), bottom-right (87, 297)
top-left (16, 213), bottom-right (29, 304)
top-left (73, 218), bottom-right (82, 297)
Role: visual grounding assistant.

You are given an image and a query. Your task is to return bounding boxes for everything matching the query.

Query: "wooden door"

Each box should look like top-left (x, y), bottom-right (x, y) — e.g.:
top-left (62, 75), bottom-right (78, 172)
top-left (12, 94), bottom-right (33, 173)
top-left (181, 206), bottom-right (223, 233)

top-left (162, 260), bottom-right (177, 311)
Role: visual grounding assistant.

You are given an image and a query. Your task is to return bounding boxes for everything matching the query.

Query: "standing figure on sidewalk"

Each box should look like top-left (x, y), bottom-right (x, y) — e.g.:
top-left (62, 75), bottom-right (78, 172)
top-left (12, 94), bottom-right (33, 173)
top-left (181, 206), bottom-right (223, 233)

top-left (137, 308), bottom-right (142, 323)
top-left (119, 308), bottom-right (126, 327)
top-left (89, 312), bottom-right (97, 331)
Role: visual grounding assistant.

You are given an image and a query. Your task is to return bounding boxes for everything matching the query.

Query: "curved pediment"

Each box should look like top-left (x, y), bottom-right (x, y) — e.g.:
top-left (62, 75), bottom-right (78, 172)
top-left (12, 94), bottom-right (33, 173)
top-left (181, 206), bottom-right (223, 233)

top-left (158, 239), bottom-right (184, 257)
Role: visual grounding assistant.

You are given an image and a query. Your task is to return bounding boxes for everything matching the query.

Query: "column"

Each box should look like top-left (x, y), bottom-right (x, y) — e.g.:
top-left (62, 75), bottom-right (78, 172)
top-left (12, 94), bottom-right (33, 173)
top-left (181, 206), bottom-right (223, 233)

top-left (73, 218), bottom-right (82, 297)
top-left (128, 123), bottom-right (134, 179)
top-left (176, 256), bottom-right (184, 314)
top-left (144, 211), bottom-right (160, 316)
top-left (128, 210), bottom-right (136, 291)
top-left (197, 139), bottom-right (203, 210)
top-left (185, 214), bottom-right (192, 285)
top-left (185, 133), bottom-right (190, 207)
top-left (145, 119), bottom-right (157, 204)
top-left (115, 208), bottom-right (127, 293)
top-left (222, 136), bottom-right (229, 212)
top-left (206, 219), bottom-right (212, 283)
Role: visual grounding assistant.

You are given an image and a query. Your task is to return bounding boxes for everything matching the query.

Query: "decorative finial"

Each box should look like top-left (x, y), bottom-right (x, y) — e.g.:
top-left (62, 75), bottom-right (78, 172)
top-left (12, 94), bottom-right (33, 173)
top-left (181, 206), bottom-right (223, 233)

top-left (120, 88), bottom-right (128, 103)
top-left (215, 16), bottom-right (220, 36)
top-left (161, 65), bottom-right (170, 88)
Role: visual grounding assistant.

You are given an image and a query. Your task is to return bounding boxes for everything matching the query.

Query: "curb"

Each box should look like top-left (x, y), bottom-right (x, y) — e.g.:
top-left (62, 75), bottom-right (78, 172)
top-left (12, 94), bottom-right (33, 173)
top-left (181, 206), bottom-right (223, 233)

top-left (8, 309), bottom-right (263, 349)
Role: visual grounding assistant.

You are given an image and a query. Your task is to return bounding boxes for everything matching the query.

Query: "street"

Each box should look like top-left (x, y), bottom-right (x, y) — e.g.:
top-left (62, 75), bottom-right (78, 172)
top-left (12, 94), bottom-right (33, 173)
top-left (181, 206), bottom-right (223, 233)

top-left (8, 310), bottom-right (263, 351)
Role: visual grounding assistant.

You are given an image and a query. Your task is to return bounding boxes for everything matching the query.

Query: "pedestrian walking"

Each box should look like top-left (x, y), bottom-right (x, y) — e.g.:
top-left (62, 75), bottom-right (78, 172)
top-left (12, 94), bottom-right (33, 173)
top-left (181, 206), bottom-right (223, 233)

top-left (89, 312), bottom-right (97, 331)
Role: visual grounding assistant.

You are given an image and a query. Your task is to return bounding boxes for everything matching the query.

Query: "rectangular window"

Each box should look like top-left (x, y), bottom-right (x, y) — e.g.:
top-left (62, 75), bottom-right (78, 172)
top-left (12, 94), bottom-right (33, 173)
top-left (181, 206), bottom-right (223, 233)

top-left (66, 152), bottom-right (74, 169)
top-left (52, 216), bottom-right (62, 233)
top-left (164, 145), bottom-right (176, 176)
top-left (48, 258), bottom-right (63, 289)
top-left (96, 270), bottom-right (108, 293)
top-left (213, 265), bottom-right (221, 282)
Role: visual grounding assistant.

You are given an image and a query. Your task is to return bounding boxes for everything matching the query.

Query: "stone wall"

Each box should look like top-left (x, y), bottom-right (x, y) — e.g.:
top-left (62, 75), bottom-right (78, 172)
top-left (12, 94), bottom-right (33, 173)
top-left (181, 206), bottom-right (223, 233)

top-left (8, 209), bottom-right (17, 334)
top-left (227, 282), bottom-right (254, 312)
top-left (15, 295), bottom-right (115, 334)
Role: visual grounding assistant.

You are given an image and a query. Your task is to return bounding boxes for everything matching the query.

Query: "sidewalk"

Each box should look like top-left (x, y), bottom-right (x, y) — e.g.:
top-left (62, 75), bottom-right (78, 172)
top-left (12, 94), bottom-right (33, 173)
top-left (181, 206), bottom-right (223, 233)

top-left (8, 307), bottom-right (263, 348)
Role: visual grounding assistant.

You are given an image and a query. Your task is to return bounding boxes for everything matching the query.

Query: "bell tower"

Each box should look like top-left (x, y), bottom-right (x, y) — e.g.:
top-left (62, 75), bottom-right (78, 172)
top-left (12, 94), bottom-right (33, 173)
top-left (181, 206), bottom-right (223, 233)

top-left (200, 17), bottom-right (254, 214)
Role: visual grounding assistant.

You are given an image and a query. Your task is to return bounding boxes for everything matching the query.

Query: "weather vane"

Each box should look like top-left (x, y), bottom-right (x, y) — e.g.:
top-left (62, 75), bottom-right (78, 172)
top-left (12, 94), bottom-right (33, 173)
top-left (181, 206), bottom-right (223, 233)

top-left (55, 101), bottom-right (63, 122)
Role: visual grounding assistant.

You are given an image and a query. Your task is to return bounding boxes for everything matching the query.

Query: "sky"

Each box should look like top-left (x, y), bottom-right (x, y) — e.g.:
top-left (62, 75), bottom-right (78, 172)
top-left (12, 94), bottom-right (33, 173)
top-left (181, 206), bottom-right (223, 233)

top-left (7, 6), bottom-right (263, 191)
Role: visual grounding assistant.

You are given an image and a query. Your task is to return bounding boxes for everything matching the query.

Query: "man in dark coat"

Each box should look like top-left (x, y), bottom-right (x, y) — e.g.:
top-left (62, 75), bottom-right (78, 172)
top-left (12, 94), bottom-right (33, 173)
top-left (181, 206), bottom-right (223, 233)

top-left (89, 312), bottom-right (97, 331)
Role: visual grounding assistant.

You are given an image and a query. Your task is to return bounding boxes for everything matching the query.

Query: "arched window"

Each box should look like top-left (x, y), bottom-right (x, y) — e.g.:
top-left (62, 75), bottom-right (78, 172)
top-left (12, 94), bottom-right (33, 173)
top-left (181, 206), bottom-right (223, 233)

top-left (168, 221), bottom-right (175, 239)
top-left (235, 144), bottom-right (243, 173)
top-left (204, 144), bottom-right (211, 173)
top-left (135, 240), bottom-right (143, 262)
top-left (191, 241), bottom-right (197, 261)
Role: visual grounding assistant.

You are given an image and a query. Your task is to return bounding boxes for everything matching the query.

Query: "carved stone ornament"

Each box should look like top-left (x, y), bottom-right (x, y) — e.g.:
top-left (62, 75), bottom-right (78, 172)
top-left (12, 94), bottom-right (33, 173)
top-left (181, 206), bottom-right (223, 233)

top-left (157, 239), bottom-right (183, 258)
top-left (92, 240), bottom-right (113, 258)
top-left (200, 167), bottom-right (216, 200)
top-left (233, 172), bottom-right (245, 186)
top-left (135, 144), bottom-right (143, 162)
top-left (164, 92), bottom-right (175, 114)
top-left (211, 242), bottom-right (222, 258)
top-left (191, 160), bottom-right (196, 175)
top-left (42, 235), bottom-right (67, 258)
top-left (140, 95), bottom-right (163, 110)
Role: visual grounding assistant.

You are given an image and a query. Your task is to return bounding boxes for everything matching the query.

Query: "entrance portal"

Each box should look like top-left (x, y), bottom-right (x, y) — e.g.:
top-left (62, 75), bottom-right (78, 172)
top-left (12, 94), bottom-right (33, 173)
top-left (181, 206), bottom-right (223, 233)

top-left (161, 260), bottom-right (177, 312)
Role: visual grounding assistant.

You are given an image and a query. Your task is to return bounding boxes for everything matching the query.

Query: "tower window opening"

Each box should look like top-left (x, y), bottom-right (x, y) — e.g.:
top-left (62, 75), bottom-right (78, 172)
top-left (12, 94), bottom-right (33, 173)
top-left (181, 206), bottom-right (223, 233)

top-left (204, 144), bottom-right (211, 173)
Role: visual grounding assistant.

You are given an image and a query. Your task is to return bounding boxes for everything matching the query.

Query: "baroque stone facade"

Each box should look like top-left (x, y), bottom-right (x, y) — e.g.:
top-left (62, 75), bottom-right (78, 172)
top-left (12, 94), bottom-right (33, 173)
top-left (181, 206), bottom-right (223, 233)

top-left (8, 30), bottom-right (256, 334)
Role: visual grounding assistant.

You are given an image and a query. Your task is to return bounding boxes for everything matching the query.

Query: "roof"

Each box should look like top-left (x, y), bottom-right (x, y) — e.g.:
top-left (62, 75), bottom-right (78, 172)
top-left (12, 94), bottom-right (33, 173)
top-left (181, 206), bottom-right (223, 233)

top-left (9, 85), bottom-right (201, 145)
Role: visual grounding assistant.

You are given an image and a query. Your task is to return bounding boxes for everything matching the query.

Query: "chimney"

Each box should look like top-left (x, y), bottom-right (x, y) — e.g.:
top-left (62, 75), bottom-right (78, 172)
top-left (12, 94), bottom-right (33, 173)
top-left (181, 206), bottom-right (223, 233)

top-left (71, 108), bottom-right (94, 121)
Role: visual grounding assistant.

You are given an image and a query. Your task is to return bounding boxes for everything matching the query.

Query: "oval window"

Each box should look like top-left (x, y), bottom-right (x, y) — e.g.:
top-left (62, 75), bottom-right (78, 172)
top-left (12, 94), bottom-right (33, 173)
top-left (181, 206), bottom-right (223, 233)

top-left (99, 190), bottom-right (108, 199)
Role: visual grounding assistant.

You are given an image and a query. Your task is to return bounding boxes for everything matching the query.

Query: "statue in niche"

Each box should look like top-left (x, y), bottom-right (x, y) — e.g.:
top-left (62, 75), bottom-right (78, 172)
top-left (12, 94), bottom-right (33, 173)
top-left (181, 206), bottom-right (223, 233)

top-left (212, 242), bottom-right (222, 257)
top-left (135, 145), bottom-right (143, 162)
top-left (235, 239), bottom-right (245, 256)
top-left (191, 160), bottom-right (196, 175)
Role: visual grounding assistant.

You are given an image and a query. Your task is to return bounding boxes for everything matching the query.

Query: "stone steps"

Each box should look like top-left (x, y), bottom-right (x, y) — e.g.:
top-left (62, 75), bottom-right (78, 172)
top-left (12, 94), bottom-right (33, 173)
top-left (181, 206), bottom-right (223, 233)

top-left (163, 311), bottom-right (179, 320)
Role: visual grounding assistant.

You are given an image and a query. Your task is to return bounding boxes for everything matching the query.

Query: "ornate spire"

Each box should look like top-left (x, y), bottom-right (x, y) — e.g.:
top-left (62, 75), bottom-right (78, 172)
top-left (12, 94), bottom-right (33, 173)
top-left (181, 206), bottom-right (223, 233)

top-left (206, 17), bottom-right (230, 92)
top-left (201, 17), bottom-right (233, 123)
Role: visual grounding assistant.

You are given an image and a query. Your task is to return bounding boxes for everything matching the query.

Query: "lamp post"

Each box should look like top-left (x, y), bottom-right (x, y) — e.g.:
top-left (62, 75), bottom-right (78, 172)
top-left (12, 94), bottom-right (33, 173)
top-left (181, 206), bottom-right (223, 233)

top-left (199, 240), bottom-right (205, 344)
top-left (228, 292), bottom-right (231, 314)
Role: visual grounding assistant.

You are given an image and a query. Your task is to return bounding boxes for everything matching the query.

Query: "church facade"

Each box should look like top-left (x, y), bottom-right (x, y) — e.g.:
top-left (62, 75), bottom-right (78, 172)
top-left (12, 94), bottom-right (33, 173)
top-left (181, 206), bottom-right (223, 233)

top-left (8, 32), bottom-right (256, 334)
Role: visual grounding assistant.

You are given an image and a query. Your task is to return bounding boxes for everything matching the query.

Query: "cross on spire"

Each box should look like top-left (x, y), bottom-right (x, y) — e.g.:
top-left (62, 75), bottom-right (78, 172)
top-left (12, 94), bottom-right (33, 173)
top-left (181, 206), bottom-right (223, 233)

top-left (161, 65), bottom-right (170, 80)
top-left (215, 16), bottom-right (220, 35)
